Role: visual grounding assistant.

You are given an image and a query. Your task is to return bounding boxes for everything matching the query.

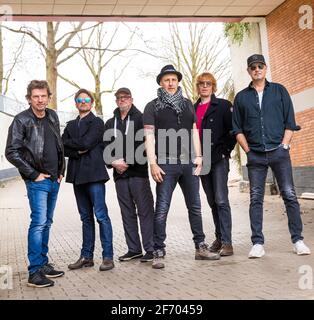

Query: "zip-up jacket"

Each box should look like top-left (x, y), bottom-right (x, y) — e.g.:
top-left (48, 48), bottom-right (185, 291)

top-left (5, 107), bottom-right (65, 180)
top-left (104, 105), bottom-right (149, 182)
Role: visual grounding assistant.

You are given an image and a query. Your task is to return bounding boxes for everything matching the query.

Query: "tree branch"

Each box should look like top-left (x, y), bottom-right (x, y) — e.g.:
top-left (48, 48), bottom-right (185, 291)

top-left (1, 25), bottom-right (47, 51)
top-left (58, 72), bottom-right (81, 90)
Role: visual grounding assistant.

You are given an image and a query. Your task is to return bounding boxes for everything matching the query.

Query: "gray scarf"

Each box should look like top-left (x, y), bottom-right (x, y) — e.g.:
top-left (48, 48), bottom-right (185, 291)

top-left (156, 87), bottom-right (186, 123)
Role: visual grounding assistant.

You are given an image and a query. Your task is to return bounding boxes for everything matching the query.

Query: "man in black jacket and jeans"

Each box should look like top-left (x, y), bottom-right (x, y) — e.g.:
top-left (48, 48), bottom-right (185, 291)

top-left (144, 65), bottom-right (220, 269)
top-left (104, 88), bottom-right (154, 262)
top-left (6, 80), bottom-right (65, 288)
top-left (62, 88), bottom-right (114, 271)
top-left (194, 72), bottom-right (236, 256)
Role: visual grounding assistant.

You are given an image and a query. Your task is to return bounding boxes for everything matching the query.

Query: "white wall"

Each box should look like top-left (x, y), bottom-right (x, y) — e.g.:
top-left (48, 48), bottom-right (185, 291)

top-left (229, 22), bottom-right (263, 94)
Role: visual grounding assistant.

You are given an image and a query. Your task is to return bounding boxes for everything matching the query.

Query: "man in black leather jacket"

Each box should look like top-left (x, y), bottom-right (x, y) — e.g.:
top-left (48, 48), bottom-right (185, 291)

top-left (5, 80), bottom-right (65, 288)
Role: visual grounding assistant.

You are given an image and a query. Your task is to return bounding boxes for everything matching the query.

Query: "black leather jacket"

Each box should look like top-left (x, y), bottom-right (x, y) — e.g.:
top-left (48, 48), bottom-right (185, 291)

top-left (5, 107), bottom-right (65, 181)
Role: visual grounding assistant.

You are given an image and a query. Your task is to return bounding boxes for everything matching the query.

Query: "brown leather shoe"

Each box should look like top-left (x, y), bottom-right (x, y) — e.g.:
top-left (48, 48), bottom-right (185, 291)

top-left (99, 259), bottom-right (114, 271)
top-left (68, 257), bottom-right (94, 270)
top-left (209, 239), bottom-right (222, 253)
top-left (219, 244), bottom-right (234, 256)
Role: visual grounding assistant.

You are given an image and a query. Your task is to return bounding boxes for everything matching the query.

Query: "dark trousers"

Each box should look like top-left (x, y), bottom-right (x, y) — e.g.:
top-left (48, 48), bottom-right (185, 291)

top-left (154, 162), bottom-right (205, 251)
top-left (201, 157), bottom-right (232, 244)
top-left (73, 182), bottom-right (113, 259)
top-left (115, 177), bottom-right (154, 253)
top-left (247, 146), bottom-right (303, 245)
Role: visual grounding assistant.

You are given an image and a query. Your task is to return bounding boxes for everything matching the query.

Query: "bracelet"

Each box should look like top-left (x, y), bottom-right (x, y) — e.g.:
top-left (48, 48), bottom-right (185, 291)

top-left (195, 155), bottom-right (203, 158)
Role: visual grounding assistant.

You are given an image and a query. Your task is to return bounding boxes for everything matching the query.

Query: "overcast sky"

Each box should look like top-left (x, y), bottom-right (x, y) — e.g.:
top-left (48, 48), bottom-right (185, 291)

top-left (2, 21), bottom-right (229, 120)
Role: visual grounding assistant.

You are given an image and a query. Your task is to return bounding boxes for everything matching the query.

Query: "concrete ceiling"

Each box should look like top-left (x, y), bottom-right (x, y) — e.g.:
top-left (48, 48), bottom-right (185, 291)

top-left (2, 0), bottom-right (286, 20)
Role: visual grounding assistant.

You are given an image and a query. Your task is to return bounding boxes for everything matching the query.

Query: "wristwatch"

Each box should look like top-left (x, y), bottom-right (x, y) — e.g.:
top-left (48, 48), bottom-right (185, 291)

top-left (282, 144), bottom-right (290, 150)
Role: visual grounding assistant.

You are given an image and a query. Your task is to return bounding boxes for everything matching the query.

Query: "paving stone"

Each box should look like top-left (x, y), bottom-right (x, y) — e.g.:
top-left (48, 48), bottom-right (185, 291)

top-left (0, 176), bottom-right (313, 299)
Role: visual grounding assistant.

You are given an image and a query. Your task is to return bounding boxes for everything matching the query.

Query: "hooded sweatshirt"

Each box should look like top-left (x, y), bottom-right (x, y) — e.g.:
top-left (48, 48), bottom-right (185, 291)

top-left (104, 105), bottom-right (149, 182)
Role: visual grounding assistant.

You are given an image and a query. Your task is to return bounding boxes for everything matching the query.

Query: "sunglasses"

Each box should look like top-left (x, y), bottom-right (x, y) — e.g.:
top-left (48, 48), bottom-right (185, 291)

top-left (116, 95), bottom-right (131, 101)
top-left (197, 81), bottom-right (212, 87)
top-left (249, 63), bottom-right (265, 71)
top-left (75, 97), bottom-right (92, 103)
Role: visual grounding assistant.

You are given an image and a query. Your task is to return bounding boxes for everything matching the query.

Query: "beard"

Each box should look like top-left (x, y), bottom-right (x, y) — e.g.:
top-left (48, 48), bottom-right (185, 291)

top-left (119, 105), bottom-right (131, 113)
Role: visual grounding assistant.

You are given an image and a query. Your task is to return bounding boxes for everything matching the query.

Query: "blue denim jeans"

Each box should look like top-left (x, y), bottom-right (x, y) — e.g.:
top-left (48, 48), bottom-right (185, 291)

top-left (25, 179), bottom-right (60, 275)
top-left (154, 162), bottom-right (205, 251)
top-left (247, 146), bottom-right (303, 245)
top-left (201, 157), bottom-right (232, 244)
top-left (73, 182), bottom-right (113, 260)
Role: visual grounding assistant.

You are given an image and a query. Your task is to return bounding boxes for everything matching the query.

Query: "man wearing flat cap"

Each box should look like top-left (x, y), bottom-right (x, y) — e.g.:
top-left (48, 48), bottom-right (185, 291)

top-left (232, 54), bottom-right (311, 259)
top-left (143, 65), bottom-right (220, 269)
top-left (104, 87), bottom-right (154, 263)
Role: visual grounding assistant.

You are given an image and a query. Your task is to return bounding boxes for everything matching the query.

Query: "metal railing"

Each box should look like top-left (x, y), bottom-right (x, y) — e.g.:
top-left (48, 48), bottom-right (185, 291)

top-left (0, 95), bottom-right (28, 116)
top-left (0, 95), bottom-right (108, 126)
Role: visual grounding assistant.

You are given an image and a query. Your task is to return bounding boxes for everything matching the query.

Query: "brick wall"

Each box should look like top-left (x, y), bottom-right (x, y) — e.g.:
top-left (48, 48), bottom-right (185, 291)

top-left (266, 0), bottom-right (314, 95)
top-left (290, 107), bottom-right (314, 166)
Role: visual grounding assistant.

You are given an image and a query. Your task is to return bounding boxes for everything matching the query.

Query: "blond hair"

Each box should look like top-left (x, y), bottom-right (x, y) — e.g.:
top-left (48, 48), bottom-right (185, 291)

top-left (195, 72), bottom-right (217, 94)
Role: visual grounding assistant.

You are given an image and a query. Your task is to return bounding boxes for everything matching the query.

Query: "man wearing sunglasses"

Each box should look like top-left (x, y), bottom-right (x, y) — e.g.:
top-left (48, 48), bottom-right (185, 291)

top-left (62, 89), bottom-right (114, 272)
top-left (233, 54), bottom-right (310, 258)
top-left (194, 72), bottom-right (236, 257)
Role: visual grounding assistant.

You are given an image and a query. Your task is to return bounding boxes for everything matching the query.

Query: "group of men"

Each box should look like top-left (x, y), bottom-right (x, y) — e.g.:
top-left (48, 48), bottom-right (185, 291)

top-left (5, 54), bottom-right (311, 288)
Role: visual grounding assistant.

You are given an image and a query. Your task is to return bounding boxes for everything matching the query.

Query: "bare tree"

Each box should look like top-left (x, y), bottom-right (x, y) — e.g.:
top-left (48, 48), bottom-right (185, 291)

top-left (0, 23), bottom-right (26, 95)
top-left (166, 23), bottom-right (232, 102)
top-left (59, 23), bottom-right (136, 115)
top-left (1, 22), bottom-right (99, 109)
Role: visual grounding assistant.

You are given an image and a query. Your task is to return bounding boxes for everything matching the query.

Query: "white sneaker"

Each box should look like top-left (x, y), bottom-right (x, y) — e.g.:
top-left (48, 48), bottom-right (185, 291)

top-left (248, 244), bottom-right (265, 259)
top-left (294, 240), bottom-right (311, 255)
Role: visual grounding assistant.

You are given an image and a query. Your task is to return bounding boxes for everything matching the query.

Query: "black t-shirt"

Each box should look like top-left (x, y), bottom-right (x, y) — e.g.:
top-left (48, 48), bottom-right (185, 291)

top-left (143, 98), bottom-right (197, 160)
top-left (38, 116), bottom-right (59, 179)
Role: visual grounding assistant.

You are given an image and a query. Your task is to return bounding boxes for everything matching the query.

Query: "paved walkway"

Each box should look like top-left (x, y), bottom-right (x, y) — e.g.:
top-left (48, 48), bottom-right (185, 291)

top-left (0, 174), bottom-right (313, 300)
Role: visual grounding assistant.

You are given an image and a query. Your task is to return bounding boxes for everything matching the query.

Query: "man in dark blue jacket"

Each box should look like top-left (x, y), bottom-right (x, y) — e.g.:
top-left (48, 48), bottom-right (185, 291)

top-left (194, 72), bottom-right (236, 256)
top-left (62, 88), bottom-right (114, 271)
top-left (104, 88), bottom-right (154, 263)
top-left (233, 54), bottom-right (310, 258)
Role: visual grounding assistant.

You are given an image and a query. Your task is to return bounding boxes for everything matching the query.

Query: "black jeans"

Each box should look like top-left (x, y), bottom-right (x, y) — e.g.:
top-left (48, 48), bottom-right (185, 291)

top-left (154, 162), bottom-right (205, 251)
top-left (247, 146), bottom-right (303, 245)
top-left (115, 177), bottom-right (154, 253)
top-left (201, 157), bottom-right (232, 244)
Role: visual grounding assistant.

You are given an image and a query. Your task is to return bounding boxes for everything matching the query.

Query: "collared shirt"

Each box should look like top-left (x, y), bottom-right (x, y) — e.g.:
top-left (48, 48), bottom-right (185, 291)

top-left (232, 80), bottom-right (300, 152)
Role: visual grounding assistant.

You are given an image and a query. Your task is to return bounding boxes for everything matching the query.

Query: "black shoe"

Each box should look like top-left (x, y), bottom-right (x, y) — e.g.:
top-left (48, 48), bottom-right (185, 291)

top-left (118, 251), bottom-right (143, 261)
top-left (140, 252), bottom-right (154, 262)
top-left (68, 257), bottom-right (94, 270)
top-left (27, 270), bottom-right (54, 288)
top-left (41, 263), bottom-right (65, 278)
